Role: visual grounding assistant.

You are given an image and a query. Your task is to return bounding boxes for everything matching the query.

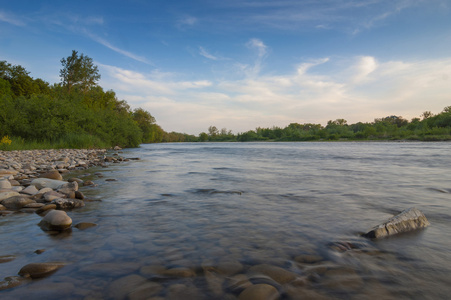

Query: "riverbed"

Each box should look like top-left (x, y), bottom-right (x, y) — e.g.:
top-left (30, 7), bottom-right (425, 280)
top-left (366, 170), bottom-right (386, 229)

top-left (1, 142), bottom-right (451, 299)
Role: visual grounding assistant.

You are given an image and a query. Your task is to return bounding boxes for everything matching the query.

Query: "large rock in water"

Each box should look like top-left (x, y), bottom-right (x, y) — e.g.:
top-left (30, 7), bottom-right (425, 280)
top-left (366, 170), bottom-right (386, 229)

top-left (363, 207), bottom-right (430, 239)
top-left (38, 210), bottom-right (72, 231)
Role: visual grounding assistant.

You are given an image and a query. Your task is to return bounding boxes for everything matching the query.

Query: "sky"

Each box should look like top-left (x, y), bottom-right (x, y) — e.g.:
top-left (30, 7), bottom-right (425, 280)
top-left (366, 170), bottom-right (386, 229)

top-left (1, 0), bottom-right (451, 135)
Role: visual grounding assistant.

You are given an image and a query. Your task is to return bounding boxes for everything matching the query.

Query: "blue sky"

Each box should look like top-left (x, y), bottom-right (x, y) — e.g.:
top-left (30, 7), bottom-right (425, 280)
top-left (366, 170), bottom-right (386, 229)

top-left (1, 0), bottom-right (450, 134)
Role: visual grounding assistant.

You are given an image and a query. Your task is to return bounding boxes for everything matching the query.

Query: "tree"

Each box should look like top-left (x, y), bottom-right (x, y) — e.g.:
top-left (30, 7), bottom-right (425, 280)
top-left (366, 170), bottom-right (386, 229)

top-left (199, 132), bottom-right (208, 142)
top-left (421, 111), bottom-right (434, 120)
top-left (208, 126), bottom-right (219, 138)
top-left (60, 50), bottom-right (100, 93)
top-left (133, 108), bottom-right (157, 143)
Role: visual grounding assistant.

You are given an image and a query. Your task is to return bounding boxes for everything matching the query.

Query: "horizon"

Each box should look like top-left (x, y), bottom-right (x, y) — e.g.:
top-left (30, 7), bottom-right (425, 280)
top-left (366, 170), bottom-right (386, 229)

top-left (1, 0), bottom-right (450, 135)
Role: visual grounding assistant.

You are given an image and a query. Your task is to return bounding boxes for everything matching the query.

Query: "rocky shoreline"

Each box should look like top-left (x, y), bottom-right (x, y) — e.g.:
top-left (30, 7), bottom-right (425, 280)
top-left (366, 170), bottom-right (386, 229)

top-left (0, 148), bottom-right (131, 290)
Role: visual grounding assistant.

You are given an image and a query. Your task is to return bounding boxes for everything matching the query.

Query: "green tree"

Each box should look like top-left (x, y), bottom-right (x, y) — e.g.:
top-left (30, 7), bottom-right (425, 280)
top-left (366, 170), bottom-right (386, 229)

top-left (60, 50), bottom-right (101, 93)
top-left (133, 108), bottom-right (157, 143)
top-left (199, 132), bottom-right (208, 142)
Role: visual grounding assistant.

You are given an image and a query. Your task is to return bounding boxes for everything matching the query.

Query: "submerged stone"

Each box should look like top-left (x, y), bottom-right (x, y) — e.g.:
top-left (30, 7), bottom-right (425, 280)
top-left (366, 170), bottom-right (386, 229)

top-left (18, 262), bottom-right (66, 279)
top-left (363, 207), bottom-right (430, 239)
top-left (238, 284), bottom-right (280, 300)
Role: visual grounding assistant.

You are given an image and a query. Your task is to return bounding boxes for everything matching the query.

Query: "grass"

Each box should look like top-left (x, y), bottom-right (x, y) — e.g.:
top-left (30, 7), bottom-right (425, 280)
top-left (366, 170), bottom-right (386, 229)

top-left (0, 133), bottom-right (110, 151)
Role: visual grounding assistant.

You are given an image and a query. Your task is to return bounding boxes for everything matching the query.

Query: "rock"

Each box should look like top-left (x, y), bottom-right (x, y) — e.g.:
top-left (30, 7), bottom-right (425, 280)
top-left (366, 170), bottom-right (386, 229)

top-left (0, 276), bottom-right (31, 291)
top-left (162, 267), bottom-right (196, 278)
top-left (114, 146), bottom-right (122, 150)
top-left (68, 178), bottom-right (83, 184)
top-left (205, 269), bottom-right (225, 297)
top-left (74, 222), bottom-right (97, 230)
top-left (226, 274), bottom-right (253, 294)
top-left (9, 179), bottom-right (20, 186)
top-left (74, 191), bottom-right (85, 200)
top-left (18, 262), bottom-right (66, 279)
top-left (31, 178), bottom-right (67, 190)
top-left (52, 198), bottom-right (85, 209)
top-left (40, 170), bottom-right (63, 181)
top-left (128, 282), bottom-right (163, 300)
top-left (0, 255), bottom-right (16, 263)
top-left (38, 210), bottom-right (72, 231)
top-left (23, 202), bottom-right (44, 209)
top-left (0, 169), bottom-right (18, 176)
top-left (79, 262), bottom-right (140, 277)
top-left (248, 264), bottom-right (297, 284)
top-left (0, 191), bottom-right (20, 201)
top-left (107, 274), bottom-right (148, 300)
top-left (21, 185), bottom-right (39, 195)
top-left (295, 255), bottom-right (323, 264)
top-left (0, 179), bottom-right (12, 189)
top-left (238, 284), bottom-right (280, 300)
top-left (10, 186), bottom-right (23, 192)
top-left (1, 196), bottom-right (35, 210)
top-left (363, 207), bottom-right (430, 239)
top-left (0, 204), bottom-right (5, 210)
top-left (57, 181), bottom-right (78, 195)
top-left (215, 260), bottom-right (244, 276)
top-left (166, 283), bottom-right (202, 300)
top-left (38, 187), bottom-right (53, 194)
top-left (83, 180), bottom-right (95, 186)
top-left (43, 191), bottom-right (66, 202)
top-left (35, 204), bottom-right (57, 214)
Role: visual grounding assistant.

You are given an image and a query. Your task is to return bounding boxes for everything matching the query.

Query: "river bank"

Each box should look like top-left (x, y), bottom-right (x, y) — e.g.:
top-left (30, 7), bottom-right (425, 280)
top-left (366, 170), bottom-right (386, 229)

top-left (0, 148), bottom-right (132, 291)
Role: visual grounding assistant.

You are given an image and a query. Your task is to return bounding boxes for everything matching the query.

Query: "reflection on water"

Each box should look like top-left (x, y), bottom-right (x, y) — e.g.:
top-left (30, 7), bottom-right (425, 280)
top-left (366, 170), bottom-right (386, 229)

top-left (1, 142), bottom-right (451, 299)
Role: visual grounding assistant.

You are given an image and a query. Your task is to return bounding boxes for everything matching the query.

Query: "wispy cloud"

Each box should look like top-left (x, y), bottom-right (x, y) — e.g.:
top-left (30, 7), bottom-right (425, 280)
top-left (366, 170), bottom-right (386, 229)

top-left (176, 15), bottom-right (198, 29)
top-left (199, 46), bottom-right (218, 60)
top-left (0, 10), bottom-right (26, 26)
top-left (243, 38), bottom-right (268, 77)
top-left (199, 0), bottom-right (426, 34)
top-left (85, 31), bottom-right (151, 64)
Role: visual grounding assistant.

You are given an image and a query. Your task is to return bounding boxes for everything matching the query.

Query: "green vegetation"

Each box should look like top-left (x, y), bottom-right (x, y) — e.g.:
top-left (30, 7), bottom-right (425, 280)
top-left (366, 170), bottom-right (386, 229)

top-left (1, 52), bottom-right (450, 149)
top-left (0, 51), bottom-right (183, 150)
top-left (201, 109), bottom-right (451, 142)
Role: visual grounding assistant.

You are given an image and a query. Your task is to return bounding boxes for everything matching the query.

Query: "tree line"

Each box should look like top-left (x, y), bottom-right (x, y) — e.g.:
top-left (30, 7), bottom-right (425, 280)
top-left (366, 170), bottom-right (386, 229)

top-left (1, 51), bottom-right (450, 149)
top-left (201, 109), bottom-right (451, 142)
top-left (0, 50), bottom-right (188, 149)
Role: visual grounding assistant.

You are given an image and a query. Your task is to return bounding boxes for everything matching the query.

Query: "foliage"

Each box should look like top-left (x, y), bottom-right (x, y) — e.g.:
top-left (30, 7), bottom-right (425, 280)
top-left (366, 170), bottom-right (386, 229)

top-left (0, 53), bottom-right (172, 149)
top-left (60, 50), bottom-right (101, 93)
top-left (201, 109), bottom-right (451, 143)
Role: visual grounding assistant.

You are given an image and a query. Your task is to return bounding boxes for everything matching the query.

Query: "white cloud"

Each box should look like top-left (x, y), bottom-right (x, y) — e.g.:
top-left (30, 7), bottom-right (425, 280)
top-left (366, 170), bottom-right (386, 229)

top-left (98, 55), bottom-right (451, 135)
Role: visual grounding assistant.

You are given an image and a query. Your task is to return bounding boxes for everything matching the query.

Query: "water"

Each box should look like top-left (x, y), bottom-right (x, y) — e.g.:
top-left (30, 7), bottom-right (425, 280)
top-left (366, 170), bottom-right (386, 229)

top-left (1, 142), bottom-right (451, 299)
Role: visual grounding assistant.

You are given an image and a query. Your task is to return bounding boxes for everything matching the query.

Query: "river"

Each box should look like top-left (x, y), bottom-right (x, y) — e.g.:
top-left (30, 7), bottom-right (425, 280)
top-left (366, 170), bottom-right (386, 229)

top-left (1, 142), bottom-right (451, 299)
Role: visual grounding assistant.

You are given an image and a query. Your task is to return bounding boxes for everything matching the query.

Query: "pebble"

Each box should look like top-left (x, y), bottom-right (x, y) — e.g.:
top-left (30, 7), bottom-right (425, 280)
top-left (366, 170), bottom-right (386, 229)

top-left (238, 284), bottom-right (279, 300)
top-left (248, 264), bottom-right (297, 284)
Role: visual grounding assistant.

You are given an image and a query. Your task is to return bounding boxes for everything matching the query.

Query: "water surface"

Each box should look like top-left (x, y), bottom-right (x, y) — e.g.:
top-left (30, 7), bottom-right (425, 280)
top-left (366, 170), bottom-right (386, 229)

top-left (1, 142), bottom-right (451, 299)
